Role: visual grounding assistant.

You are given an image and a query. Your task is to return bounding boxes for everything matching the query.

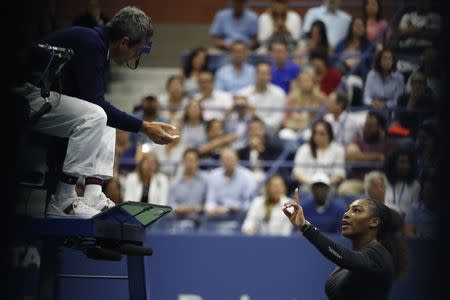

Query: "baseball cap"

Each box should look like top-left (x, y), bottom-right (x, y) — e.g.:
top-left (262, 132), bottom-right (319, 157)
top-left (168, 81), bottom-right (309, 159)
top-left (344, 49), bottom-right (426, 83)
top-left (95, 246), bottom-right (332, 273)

top-left (311, 172), bottom-right (330, 186)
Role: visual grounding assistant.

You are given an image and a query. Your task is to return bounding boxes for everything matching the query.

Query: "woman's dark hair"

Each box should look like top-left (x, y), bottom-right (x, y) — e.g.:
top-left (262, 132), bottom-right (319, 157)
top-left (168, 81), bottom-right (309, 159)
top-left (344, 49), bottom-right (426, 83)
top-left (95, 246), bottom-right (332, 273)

top-left (362, 0), bottom-right (383, 21)
top-left (365, 198), bottom-right (409, 279)
top-left (308, 20), bottom-right (329, 49)
top-left (373, 48), bottom-right (397, 73)
top-left (343, 17), bottom-right (369, 50)
top-left (310, 47), bottom-right (330, 67)
top-left (384, 148), bottom-right (418, 184)
top-left (310, 120), bottom-right (334, 158)
top-left (183, 47), bottom-right (209, 78)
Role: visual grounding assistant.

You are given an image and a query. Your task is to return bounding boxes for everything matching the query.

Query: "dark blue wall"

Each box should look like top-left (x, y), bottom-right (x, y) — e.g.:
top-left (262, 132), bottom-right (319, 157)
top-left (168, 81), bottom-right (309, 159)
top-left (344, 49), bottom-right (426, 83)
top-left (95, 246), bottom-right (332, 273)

top-left (52, 233), bottom-right (436, 300)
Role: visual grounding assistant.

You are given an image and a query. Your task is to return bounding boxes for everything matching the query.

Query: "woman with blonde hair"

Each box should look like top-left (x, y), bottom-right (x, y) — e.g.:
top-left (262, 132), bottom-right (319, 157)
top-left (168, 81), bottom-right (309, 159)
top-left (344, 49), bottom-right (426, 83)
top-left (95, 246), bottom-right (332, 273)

top-left (242, 175), bottom-right (294, 236)
top-left (122, 152), bottom-right (169, 205)
top-left (283, 68), bottom-right (327, 132)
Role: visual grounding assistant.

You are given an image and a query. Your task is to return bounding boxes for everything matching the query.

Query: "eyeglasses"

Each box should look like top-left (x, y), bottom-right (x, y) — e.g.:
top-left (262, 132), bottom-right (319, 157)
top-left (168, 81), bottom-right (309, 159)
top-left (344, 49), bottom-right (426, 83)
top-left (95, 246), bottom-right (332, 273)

top-left (127, 41), bottom-right (153, 70)
top-left (141, 41), bottom-right (153, 54)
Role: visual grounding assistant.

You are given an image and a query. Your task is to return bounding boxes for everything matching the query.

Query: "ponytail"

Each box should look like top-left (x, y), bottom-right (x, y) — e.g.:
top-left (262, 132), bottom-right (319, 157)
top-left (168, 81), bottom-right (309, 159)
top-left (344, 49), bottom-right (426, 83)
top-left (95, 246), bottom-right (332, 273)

top-left (367, 199), bottom-right (410, 279)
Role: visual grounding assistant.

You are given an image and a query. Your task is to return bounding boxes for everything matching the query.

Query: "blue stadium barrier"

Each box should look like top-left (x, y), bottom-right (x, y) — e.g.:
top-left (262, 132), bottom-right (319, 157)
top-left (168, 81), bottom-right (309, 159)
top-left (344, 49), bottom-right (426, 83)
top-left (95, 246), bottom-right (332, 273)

top-left (41, 232), bottom-right (436, 300)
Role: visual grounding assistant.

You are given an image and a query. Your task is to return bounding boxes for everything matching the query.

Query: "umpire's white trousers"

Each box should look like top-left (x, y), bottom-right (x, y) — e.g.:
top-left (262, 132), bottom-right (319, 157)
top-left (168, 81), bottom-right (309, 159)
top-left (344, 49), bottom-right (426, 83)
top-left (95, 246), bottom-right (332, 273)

top-left (15, 83), bottom-right (115, 179)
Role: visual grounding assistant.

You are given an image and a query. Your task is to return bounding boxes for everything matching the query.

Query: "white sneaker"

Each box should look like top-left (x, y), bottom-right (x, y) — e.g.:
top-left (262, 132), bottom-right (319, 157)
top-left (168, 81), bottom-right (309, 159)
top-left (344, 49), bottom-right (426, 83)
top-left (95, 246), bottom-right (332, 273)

top-left (91, 192), bottom-right (116, 212)
top-left (46, 196), bottom-right (100, 219)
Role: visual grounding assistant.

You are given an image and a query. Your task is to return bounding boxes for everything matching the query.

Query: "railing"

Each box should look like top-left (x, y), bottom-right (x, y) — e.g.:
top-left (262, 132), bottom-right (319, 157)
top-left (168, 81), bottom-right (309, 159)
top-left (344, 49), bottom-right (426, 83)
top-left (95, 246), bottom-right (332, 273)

top-left (247, 1), bottom-right (412, 9)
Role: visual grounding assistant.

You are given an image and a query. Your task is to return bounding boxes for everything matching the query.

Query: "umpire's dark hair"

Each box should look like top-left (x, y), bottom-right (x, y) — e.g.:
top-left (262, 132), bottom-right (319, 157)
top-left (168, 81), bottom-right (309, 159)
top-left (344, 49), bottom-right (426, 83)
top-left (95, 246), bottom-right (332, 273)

top-left (365, 198), bottom-right (409, 280)
top-left (107, 6), bottom-right (153, 47)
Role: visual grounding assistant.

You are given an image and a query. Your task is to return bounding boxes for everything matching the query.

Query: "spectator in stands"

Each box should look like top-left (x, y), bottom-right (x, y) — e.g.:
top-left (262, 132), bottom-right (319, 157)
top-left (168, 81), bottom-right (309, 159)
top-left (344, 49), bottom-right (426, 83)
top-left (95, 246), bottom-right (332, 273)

top-left (343, 111), bottom-right (396, 194)
top-left (242, 175), bottom-right (293, 236)
top-left (29, 6), bottom-right (178, 217)
top-left (310, 47), bottom-right (342, 96)
top-left (257, 0), bottom-right (302, 54)
top-left (362, 0), bottom-right (388, 43)
top-left (158, 75), bottom-right (188, 124)
top-left (293, 120), bottom-right (346, 190)
top-left (123, 152), bottom-right (169, 205)
top-left (384, 148), bottom-right (420, 216)
top-left (210, 0), bottom-right (259, 51)
top-left (415, 120), bottom-right (437, 178)
top-left (270, 40), bottom-right (301, 93)
top-left (396, 0), bottom-right (441, 51)
top-left (333, 17), bottom-right (373, 76)
top-left (395, 69), bottom-right (436, 136)
top-left (152, 127), bottom-right (186, 179)
top-left (204, 148), bottom-right (257, 218)
top-left (168, 148), bottom-right (207, 218)
top-left (295, 20), bottom-right (330, 67)
top-left (363, 48), bottom-right (405, 109)
top-left (224, 95), bottom-right (254, 150)
top-left (363, 171), bottom-right (388, 203)
top-left (194, 70), bottom-right (233, 121)
top-left (302, 0), bottom-right (352, 48)
top-left (237, 61), bottom-right (287, 133)
top-left (238, 117), bottom-right (283, 187)
top-left (181, 47), bottom-right (209, 98)
top-left (133, 95), bottom-right (169, 147)
top-left (301, 172), bottom-right (347, 232)
top-left (72, 0), bottom-right (109, 28)
top-left (324, 91), bottom-right (364, 147)
top-left (180, 100), bottom-right (207, 148)
top-left (115, 129), bottom-right (138, 177)
top-left (214, 40), bottom-right (256, 94)
top-left (102, 178), bottom-right (123, 205)
top-left (406, 47), bottom-right (441, 98)
top-left (404, 170), bottom-right (436, 238)
top-left (198, 119), bottom-right (238, 169)
top-left (283, 68), bottom-right (326, 134)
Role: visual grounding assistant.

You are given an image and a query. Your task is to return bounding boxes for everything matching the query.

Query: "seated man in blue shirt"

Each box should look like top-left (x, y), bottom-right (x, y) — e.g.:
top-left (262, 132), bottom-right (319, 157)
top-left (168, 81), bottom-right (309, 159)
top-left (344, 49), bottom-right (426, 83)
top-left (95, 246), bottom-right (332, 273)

top-left (214, 40), bottom-right (256, 94)
top-left (210, 0), bottom-right (259, 51)
top-left (270, 40), bottom-right (301, 93)
top-left (34, 6), bottom-right (179, 217)
top-left (169, 148), bottom-right (207, 217)
top-left (204, 147), bottom-right (257, 219)
top-left (301, 172), bottom-right (347, 233)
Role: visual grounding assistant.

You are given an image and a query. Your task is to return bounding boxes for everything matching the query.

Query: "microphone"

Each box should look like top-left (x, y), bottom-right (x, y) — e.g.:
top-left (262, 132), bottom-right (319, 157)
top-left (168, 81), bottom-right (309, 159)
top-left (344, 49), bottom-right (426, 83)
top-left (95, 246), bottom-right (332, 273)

top-left (127, 55), bottom-right (141, 70)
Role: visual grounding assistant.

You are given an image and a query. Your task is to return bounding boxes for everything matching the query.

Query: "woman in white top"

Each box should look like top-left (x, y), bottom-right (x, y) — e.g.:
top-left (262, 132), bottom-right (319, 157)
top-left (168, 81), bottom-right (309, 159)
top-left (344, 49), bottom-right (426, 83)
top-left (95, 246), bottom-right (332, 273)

top-left (384, 148), bottom-right (420, 216)
top-left (242, 175), bottom-right (294, 236)
top-left (257, 0), bottom-right (301, 54)
top-left (292, 120), bottom-right (346, 189)
top-left (123, 152), bottom-right (169, 205)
